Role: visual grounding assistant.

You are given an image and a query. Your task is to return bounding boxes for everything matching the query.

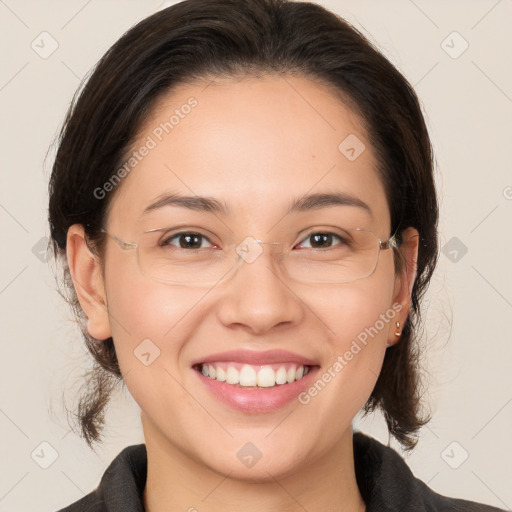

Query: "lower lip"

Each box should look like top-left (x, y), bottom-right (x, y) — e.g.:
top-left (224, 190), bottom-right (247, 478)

top-left (194, 366), bottom-right (319, 413)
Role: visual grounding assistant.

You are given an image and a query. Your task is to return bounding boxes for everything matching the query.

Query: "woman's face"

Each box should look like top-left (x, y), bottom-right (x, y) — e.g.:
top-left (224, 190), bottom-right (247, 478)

top-left (73, 74), bottom-right (416, 480)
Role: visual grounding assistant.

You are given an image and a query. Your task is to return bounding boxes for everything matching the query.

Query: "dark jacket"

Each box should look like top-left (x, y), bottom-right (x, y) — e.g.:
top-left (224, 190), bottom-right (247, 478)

top-left (56, 432), bottom-right (505, 511)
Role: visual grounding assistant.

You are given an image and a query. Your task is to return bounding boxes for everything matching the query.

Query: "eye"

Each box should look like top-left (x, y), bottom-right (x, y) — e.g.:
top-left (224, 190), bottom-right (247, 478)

top-left (161, 232), bottom-right (216, 250)
top-left (296, 232), bottom-right (346, 249)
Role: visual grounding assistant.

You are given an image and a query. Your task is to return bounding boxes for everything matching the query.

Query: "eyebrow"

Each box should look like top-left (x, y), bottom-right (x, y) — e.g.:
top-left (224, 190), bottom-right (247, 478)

top-left (142, 191), bottom-right (371, 217)
top-left (143, 193), bottom-right (230, 215)
top-left (287, 192), bottom-right (371, 215)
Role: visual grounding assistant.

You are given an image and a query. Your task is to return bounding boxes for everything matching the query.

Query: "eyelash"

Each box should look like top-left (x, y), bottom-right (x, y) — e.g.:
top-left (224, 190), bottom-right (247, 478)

top-left (161, 232), bottom-right (217, 250)
top-left (160, 231), bottom-right (347, 250)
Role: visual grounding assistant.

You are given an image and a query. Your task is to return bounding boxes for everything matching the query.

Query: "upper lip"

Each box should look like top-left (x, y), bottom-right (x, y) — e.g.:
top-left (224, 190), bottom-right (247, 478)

top-left (192, 349), bottom-right (319, 367)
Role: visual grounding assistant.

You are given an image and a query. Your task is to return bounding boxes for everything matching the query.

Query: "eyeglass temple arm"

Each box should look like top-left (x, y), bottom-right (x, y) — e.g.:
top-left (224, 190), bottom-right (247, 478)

top-left (100, 228), bottom-right (137, 251)
top-left (380, 234), bottom-right (400, 250)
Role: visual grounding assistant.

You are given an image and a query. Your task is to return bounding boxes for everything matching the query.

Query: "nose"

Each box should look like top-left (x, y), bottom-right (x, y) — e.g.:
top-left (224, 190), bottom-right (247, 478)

top-left (215, 243), bottom-right (304, 335)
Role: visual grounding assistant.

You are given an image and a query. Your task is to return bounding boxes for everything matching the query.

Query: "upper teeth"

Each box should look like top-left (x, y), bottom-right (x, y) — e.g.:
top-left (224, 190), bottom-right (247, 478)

top-left (200, 363), bottom-right (310, 388)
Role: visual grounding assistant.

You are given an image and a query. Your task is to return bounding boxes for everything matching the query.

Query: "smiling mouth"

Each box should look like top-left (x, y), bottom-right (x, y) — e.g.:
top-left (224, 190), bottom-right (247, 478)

top-left (193, 362), bottom-right (314, 388)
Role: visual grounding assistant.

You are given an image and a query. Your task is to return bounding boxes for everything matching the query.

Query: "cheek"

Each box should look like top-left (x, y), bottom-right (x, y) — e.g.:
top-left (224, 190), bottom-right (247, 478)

top-left (297, 262), bottom-right (397, 412)
top-left (103, 268), bottom-right (213, 428)
top-left (102, 257), bottom-right (206, 374)
top-left (305, 256), bottom-right (397, 349)
top-left (314, 284), bottom-right (394, 388)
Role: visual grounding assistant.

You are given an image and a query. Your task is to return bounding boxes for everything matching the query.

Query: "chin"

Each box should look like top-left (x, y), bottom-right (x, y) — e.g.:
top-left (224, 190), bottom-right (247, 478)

top-left (204, 451), bottom-right (307, 483)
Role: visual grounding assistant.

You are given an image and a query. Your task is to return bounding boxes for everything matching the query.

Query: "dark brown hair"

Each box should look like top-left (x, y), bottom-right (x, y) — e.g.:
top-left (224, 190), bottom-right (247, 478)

top-left (49, 0), bottom-right (438, 450)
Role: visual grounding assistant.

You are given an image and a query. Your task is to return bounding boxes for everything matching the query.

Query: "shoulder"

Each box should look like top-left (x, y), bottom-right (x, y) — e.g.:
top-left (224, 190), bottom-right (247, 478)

top-left (55, 444), bottom-right (147, 512)
top-left (353, 432), bottom-right (505, 512)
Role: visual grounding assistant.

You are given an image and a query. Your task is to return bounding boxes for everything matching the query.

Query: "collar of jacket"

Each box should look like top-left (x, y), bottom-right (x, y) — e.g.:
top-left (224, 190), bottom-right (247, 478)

top-left (58, 431), bottom-right (504, 511)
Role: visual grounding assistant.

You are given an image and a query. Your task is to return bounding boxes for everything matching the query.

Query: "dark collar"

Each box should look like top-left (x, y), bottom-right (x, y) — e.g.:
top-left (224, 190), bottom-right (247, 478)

top-left (59, 432), bottom-right (503, 511)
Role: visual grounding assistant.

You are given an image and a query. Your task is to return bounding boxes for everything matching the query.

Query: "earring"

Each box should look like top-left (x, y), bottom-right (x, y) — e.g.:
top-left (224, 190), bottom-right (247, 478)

top-left (394, 321), bottom-right (401, 337)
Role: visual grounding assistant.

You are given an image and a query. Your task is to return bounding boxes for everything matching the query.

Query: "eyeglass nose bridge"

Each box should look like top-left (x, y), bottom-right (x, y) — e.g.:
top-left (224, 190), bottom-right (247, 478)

top-left (234, 236), bottom-right (284, 266)
top-left (227, 237), bottom-right (293, 288)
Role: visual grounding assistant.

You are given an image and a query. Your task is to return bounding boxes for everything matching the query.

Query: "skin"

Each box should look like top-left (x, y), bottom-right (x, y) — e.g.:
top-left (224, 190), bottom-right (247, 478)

top-left (66, 74), bottom-right (418, 512)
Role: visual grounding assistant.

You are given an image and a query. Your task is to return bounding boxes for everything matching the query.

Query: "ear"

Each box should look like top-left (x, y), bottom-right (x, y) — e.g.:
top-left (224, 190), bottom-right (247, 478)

top-left (387, 227), bottom-right (419, 347)
top-left (66, 224), bottom-right (112, 340)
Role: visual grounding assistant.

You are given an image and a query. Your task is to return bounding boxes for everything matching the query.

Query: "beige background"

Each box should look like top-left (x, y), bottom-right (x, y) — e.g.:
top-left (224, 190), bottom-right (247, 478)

top-left (1, 1), bottom-right (511, 511)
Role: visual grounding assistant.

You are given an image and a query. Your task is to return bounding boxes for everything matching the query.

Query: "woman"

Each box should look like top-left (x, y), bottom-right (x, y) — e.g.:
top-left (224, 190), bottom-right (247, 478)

top-left (48, 0), bottom-right (504, 510)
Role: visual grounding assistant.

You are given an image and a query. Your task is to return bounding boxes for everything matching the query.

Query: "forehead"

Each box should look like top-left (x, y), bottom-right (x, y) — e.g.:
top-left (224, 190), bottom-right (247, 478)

top-left (107, 74), bottom-right (390, 232)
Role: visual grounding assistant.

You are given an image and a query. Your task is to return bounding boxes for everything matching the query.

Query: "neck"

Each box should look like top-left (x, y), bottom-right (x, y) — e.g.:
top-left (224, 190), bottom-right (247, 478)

top-left (142, 418), bottom-right (366, 512)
